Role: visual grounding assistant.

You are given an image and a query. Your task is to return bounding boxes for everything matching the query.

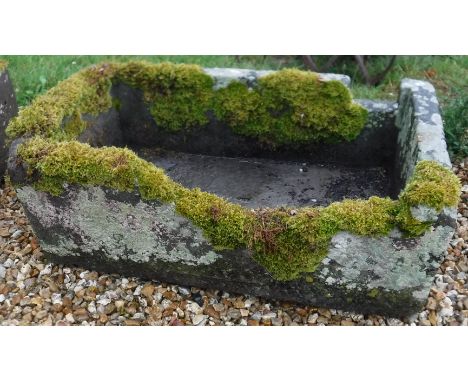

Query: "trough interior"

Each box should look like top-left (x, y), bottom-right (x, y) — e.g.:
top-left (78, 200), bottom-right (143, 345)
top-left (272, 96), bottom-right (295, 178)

top-left (81, 82), bottom-right (400, 208)
top-left (136, 148), bottom-right (392, 208)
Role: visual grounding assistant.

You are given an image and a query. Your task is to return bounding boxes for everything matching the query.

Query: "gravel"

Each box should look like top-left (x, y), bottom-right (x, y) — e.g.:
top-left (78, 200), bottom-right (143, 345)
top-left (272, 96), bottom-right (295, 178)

top-left (0, 159), bottom-right (467, 326)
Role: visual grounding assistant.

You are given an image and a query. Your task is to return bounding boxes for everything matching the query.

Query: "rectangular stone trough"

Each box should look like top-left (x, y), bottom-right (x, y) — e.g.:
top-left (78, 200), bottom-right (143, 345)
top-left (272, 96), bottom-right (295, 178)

top-left (1, 62), bottom-right (460, 317)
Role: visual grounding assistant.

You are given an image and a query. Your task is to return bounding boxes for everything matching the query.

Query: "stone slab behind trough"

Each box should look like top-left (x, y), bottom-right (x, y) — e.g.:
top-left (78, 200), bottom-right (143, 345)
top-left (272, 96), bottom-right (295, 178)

top-left (0, 69), bottom-right (18, 181)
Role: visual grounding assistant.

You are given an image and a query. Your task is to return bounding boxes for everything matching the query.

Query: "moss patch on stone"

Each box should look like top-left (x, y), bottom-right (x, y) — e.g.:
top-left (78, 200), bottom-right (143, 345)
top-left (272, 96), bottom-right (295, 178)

top-left (15, 137), bottom-right (460, 281)
top-left (399, 161), bottom-right (460, 210)
top-left (396, 161), bottom-right (460, 235)
top-left (6, 63), bottom-right (114, 140)
top-left (214, 69), bottom-right (368, 144)
top-left (17, 137), bottom-right (180, 202)
top-left (113, 61), bottom-right (214, 132)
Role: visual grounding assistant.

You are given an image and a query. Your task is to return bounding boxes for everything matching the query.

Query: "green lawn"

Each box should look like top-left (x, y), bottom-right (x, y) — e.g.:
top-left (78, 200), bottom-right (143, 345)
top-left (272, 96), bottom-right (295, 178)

top-left (1, 55), bottom-right (466, 158)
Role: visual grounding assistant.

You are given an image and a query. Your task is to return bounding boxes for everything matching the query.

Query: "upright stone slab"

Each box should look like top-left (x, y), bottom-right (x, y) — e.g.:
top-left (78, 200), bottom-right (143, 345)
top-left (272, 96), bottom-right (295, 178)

top-left (0, 67), bottom-right (18, 181)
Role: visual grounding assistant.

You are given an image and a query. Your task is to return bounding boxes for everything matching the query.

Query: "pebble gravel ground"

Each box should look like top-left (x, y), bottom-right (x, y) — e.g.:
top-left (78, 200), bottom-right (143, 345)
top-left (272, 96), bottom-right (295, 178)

top-left (0, 159), bottom-right (467, 326)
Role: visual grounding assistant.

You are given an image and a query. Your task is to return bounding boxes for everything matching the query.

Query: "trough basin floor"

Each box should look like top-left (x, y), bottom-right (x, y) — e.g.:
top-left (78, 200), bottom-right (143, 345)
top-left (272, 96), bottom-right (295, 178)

top-left (137, 148), bottom-right (393, 208)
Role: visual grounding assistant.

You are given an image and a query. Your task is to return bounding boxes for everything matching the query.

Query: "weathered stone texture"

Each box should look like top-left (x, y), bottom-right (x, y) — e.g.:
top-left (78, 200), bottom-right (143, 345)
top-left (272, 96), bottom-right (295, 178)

top-left (0, 69), bottom-right (18, 180)
top-left (7, 71), bottom-right (457, 317)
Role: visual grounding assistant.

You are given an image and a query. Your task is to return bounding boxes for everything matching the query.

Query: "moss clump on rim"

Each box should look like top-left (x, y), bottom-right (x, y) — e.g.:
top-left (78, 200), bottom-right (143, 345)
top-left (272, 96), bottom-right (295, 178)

top-left (17, 137), bottom-right (180, 202)
top-left (214, 69), bottom-right (368, 145)
top-left (15, 137), bottom-right (460, 281)
top-left (176, 188), bottom-right (252, 251)
top-left (113, 61), bottom-right (214, 132)
top-left (396, 161), bottom-right (461, 235)
top-left (248, 198), bottom-right (398, 280)
top-left (399, 161), bottom-right (460, 210)
top-left (6, 63), bottom-right (115, 140)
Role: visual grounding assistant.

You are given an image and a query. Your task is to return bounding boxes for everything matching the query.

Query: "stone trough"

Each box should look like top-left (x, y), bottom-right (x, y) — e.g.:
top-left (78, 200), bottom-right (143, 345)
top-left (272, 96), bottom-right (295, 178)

top-left (0, 62), bottom-right (460, 317)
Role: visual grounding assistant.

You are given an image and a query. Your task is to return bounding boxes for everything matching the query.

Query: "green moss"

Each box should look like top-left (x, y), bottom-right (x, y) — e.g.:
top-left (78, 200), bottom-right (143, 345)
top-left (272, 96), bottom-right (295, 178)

top-left (17, 137), bottom-right (180, 203)
top-left (395, 161), bottom-right (460, 235)
top-left (247, 198), bottom-right (398, 280)
top-left (176, 188), bottom-right (252, 250)
top-left (113, 61), bottom-right (214, 131)
top-left (214, 69), bottom-right (368, 145)
top-left (6, 63), bottom-right (115, 140)
top-left (394, 204), bottom-right (433, 236)
top-left (0, 59), bottom-right (7, 71)
top-left (399, 160), bottom-right (460, 210)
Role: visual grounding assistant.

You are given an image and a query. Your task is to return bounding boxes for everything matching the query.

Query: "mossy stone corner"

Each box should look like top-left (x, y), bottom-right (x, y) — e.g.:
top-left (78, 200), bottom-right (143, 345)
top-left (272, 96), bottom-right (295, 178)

top-left (5, 61), bottom-right (460, 317)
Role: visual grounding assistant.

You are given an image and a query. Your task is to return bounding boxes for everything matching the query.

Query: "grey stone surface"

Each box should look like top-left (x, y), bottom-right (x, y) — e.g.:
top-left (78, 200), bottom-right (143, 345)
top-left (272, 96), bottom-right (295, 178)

top-left (17, 185), bottom-right (220, 266)
top-left (394, 78), bottom-right (455, 222)
top-left (138, 148), bottom-right (392, 208)
top-left (324, 225), bottom-right (454, 303)
top-left (0, 69), bottom-right (18, 181)
top-left (395, 78), bottom-right (451, 188)
top-left (203, 67), bottom-right (351, 89)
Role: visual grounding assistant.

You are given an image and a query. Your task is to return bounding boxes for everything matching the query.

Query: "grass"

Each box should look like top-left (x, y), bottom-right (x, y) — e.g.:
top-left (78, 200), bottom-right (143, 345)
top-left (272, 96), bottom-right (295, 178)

top-left (1, 55), bottom-right (467, 158)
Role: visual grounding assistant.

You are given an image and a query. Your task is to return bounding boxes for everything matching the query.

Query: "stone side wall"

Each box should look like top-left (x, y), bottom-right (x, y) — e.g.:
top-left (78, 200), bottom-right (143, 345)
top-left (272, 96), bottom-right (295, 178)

top-left (395, 79), bottom-right (452, 190)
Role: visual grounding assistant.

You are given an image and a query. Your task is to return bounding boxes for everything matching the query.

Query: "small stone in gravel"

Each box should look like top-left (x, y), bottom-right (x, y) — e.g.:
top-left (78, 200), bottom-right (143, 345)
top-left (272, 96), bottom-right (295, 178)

top-left (271, 317), bottom-right (283, 326)
top-left (318, 308), bottom-right (331, 318)
top-left (97, 297), bottom-right (112, 306)
top-left (74, 308), bottom-right (89, 321)
top-left (178, 287), bottom-right (190, 296)
top-left (35, 310), bottom-right (48, 320)
top-left (308, 313), bottom-right (318, 324)
top-left (212, 303), bottom-right (225, 312)
top-left (192, 314), bottom-right (207, 326)
top-left (187, 302), bottom-right (203, 315)
top-left (65, 313), bottom-right (75, 323)
top-left (125, 319), bottom-right (140, 326)
top-left (204, 306), bottom-right (220, 319)
top-left (11, 230), bottom-right (23, 239)
top-left (426, 297), bottom-right (438, 310)
top-left (262, 312), bottom-right (276, 320)
top-left (227, 308), bottom-right (242, 320)
top-left (240, 309), bottom-right (249, 317)
top-left (141, 284), bottom-right (155, 299)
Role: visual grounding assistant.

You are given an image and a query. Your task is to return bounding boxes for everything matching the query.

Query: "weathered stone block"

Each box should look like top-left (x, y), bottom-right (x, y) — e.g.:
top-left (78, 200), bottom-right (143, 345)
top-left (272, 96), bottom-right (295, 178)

top-left (5, 63), bottom-right (459, 317)
top-left (0, 67), bottom-right (18, 180)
